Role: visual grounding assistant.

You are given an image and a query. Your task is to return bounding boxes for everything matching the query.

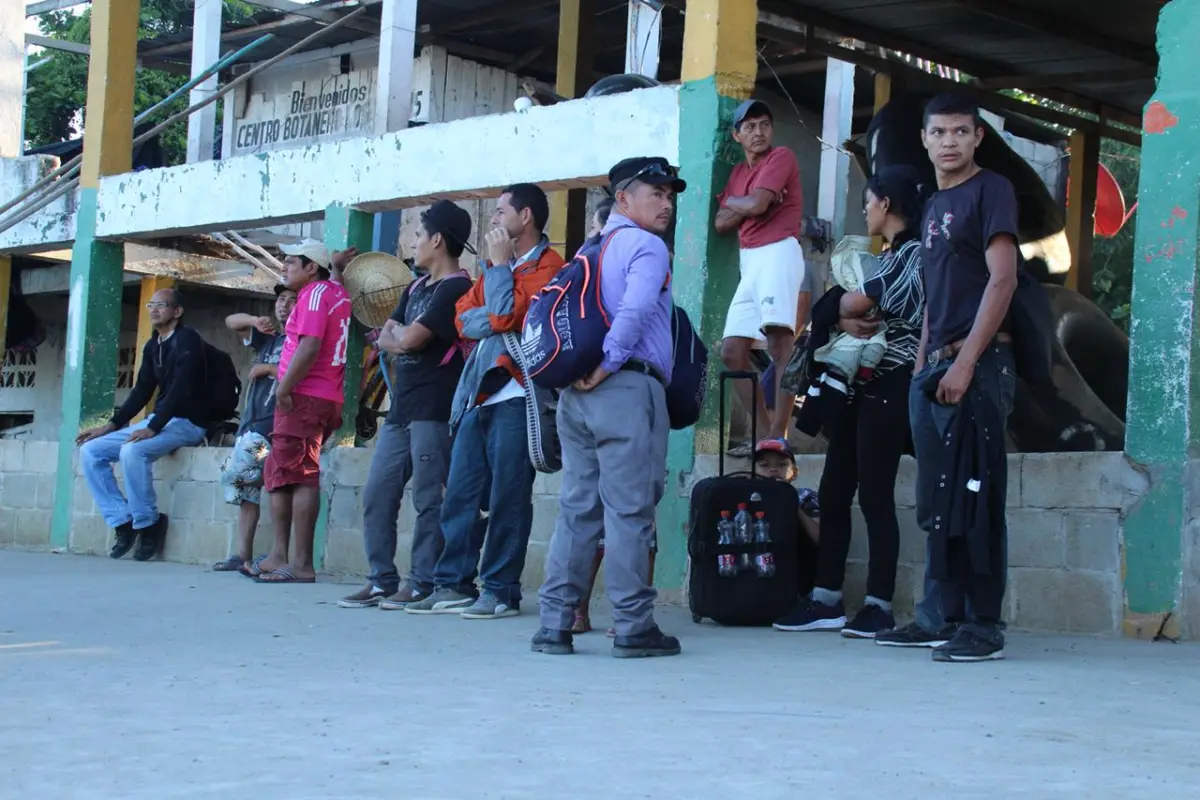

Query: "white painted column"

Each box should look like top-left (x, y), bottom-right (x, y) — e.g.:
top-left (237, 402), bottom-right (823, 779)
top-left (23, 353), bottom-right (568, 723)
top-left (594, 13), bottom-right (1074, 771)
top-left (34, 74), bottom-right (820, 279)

top-left (375, 0), bottom-right (419, 134)
top-left (817, 58), bottom-right (855, 241)
top-left (624, 0), bottom-right (662, 78)
top-left (0, 0), bottom-right (23, 157)
top-left (186, 0), bottom-right (222, 163)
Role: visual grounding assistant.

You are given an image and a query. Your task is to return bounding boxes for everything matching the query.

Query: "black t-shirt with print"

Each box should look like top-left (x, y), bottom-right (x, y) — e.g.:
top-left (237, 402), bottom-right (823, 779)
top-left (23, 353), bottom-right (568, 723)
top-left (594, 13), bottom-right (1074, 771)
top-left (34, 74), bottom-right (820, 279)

top-left (385, 273), bottom-right (474, 426)
top-left (239, 329), bottom-right (285, 438)
top-left (920, 168), bottom-right (1020, 352)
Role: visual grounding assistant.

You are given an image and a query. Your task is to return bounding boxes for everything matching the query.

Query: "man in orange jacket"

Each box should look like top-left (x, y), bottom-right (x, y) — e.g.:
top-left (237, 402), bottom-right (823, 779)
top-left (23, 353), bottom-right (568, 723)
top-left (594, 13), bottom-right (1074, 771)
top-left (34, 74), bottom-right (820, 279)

top-left (406, 184), bottom-right (566, 619)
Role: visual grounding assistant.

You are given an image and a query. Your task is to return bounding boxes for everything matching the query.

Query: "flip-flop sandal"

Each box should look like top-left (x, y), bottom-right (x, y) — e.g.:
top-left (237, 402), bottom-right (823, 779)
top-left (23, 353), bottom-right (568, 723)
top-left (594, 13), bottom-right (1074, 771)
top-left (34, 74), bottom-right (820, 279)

top-left (238, 555), bottom-right (269, 578)
top-left (572, 613), bottom-right (592, 634)
top-left (606, 628), bottom-right (616, 638)
top-left (255, 567), bottom-right (316, 584)
top-left (213, 555), bottom-right (245, 572)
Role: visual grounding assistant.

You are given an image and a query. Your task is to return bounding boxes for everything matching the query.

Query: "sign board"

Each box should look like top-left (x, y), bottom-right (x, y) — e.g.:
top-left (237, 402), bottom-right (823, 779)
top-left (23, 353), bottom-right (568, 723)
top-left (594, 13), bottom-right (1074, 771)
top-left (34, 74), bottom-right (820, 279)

top-left (229, 54), bottom-right (379, 157)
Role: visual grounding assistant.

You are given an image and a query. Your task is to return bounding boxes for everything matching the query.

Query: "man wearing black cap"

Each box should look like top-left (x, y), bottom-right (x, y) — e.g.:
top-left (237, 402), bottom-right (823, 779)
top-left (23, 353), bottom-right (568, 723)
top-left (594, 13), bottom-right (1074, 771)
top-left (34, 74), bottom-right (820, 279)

top-left (715, 98), bottom-right (808, 449)
top-left (533, 157), bottom-right (684, 658)
top-left (213, 283), bottom-right (299, 573)
top-left (340, 199), bottom-right (476, 610)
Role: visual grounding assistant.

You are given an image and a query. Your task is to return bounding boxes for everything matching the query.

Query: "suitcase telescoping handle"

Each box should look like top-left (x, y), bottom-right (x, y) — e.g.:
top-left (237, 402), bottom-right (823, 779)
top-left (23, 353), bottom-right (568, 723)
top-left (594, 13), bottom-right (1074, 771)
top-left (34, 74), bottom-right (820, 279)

top-left (718, 369), bottom-right (759, 477)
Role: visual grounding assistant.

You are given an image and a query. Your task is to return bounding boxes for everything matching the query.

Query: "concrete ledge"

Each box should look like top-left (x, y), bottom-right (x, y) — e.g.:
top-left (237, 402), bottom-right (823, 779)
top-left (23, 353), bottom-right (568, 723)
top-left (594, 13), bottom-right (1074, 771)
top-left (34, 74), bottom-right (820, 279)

top-left (95, 87), bottom-right (682, 238)
top-left (0, 154), bottom-right (78, 254)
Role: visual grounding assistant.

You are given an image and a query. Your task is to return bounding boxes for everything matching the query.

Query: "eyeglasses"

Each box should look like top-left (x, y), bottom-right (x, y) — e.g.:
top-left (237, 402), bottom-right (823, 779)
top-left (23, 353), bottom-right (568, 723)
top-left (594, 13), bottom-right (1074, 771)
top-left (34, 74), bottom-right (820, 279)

top-left (145, 302), bottom-right (174, 310)
top-left (617, 163), bottom-right (678, 191)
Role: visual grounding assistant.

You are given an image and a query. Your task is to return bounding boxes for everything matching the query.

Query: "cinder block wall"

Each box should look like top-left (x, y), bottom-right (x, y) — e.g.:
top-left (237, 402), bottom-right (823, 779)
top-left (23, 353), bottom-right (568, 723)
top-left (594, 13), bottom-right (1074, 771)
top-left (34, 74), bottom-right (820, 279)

top-left (688, 452), bottom-right (1150, 635)
top-left (0, 438), bottom-right (1167, 636)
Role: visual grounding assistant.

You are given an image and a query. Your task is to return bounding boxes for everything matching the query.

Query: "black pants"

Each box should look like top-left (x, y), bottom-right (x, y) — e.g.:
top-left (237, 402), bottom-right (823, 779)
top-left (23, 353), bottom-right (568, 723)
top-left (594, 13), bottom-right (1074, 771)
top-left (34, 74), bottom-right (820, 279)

top-left (815, 366), bottom-right (910, 601)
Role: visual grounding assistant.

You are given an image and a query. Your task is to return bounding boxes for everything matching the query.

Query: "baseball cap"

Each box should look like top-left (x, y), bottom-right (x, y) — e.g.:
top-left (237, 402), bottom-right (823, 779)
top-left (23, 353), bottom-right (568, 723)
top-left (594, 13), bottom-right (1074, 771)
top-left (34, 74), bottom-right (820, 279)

top-left (420, 199), bottom-right (477, 256)
top-left (279, 238), bottom-right (331, 269)
top-left (608, 156), bottom-right (687, 194)
top-left (272, 283), bottom-right (296, 296)
top-left (754, 437), bottom-right (795, 463)
top-left (732, 98), bottom-right (772, 129)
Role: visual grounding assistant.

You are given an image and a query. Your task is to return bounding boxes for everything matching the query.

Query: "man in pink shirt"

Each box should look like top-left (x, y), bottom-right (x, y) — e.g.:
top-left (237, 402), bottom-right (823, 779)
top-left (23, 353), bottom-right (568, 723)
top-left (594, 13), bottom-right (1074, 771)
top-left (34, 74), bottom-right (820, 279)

top-left (257, 239), bottom-right (352, 583)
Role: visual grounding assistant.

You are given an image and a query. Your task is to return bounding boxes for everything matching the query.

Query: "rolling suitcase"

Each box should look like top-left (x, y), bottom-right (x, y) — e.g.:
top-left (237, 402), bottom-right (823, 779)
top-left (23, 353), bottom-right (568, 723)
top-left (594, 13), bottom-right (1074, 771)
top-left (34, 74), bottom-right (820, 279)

top-left (687, 370), bottom-right (801, 626)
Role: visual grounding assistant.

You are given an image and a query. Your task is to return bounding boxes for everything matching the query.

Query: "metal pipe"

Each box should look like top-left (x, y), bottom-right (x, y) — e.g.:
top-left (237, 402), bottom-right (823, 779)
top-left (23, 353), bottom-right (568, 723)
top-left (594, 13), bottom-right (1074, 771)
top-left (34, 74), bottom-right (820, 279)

top-left (2, 8), bottom-right (365, 235)
top-left (0, 33), bottom-right (276, 221)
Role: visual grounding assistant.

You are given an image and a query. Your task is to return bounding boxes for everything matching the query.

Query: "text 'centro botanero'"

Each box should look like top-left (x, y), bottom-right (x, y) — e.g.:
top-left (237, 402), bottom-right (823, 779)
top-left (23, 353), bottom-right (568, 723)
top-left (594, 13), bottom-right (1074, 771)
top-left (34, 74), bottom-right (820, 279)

top-left (235, 74), bottom-right (374, 152)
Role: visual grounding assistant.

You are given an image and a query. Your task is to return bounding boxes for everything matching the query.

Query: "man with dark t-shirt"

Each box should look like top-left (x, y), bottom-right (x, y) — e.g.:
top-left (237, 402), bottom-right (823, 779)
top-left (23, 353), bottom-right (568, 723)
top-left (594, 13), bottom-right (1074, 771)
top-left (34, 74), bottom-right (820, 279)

top-left (339, 200), bottom-right (475, 610)
top-left (214, 284), bottom-right (298, 573)
top-left (875, 94), bottom-right (1019, 662)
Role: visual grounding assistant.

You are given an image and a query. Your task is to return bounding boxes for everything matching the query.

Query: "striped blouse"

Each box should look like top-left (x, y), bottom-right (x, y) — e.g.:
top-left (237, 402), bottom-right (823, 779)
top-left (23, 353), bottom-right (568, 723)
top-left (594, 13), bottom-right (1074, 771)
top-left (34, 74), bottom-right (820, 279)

top-left (862, 237), bottom-right (925, 372)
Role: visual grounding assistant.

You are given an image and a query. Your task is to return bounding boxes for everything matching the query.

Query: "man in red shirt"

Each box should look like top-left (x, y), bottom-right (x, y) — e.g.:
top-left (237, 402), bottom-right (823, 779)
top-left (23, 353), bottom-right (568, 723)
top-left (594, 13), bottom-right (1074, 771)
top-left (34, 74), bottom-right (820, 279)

top-left (715, 98), bottom-right (808, 446)
top-left (256, 238), bottom-right (353, 583)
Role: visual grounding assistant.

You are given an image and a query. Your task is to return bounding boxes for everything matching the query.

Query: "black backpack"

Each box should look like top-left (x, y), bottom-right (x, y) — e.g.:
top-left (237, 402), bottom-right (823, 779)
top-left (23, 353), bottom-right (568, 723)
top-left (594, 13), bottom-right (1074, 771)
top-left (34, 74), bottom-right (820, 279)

top-left (201, 341), bottom-right (243, 424)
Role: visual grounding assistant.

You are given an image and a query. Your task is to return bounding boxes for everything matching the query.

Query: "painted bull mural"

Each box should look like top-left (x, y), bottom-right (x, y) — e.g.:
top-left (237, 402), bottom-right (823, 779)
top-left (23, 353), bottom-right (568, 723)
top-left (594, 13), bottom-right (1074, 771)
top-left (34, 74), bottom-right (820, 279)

top-left (856, 93), bottom-right (1128, 452)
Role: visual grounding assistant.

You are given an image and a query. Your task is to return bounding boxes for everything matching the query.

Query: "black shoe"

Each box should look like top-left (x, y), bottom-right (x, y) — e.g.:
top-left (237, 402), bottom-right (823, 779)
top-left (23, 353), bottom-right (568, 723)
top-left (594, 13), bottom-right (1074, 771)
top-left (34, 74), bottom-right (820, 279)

top-left (874, 621), bottom-right (955, 648)
top-left (133, 514), bottom-right (168, 562)
top-left (931, 627), bottom-right (1005, 662)
top-left (109, 522), bottom-right (137, 559)
top-left (531, 627), bottom-right (574, 655)
top-left (772, 597), bottom-right (847, 632)
top-left (841, 604), bottom-right (896, 639)
top-left (612, 626), bottom-right (681, 658)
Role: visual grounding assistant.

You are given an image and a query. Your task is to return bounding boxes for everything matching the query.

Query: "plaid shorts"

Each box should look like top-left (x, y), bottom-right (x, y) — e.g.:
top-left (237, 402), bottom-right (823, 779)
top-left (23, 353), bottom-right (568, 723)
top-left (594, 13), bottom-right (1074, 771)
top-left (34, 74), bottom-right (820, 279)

top-left (220, 432), bottom-right (271, 505)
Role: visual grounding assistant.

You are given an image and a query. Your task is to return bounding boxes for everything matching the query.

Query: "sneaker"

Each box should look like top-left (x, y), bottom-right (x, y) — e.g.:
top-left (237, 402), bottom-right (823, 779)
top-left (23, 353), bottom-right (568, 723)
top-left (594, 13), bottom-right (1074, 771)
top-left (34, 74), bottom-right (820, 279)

top-left (379, 584), bottom-right (430, 611)
top-left (612, 626), bottom-right (682, 658)
top-left (931, 628), bottom-right (1005, 662)
top-left (874, 621), bottom-right (955, 648)
top-left (460, 591), bottom-right (519, 620)
top-left (841, 604), bottom-right (896, 639)
top-left (403, 587), bottom-right (476, 615)
top-left (337, 584), bottom-right (390, 608)
top-left (772, 598), bottom-right (847, 632)
top-left (132, 514), bottom-right (168, 562)
top-left (531, 627), bottom-right (574, 655)
top-left (109, 522), bottom-right (137, 559)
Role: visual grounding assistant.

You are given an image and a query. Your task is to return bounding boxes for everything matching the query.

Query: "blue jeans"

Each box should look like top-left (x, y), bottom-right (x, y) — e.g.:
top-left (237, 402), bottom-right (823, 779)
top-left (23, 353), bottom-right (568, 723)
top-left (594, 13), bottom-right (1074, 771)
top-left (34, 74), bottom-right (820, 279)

top-left (911, 343), bottom-right (1015, 638)
top-left (80, 415), bottom-right (207, 530)
top-left (433, 398), bottom-right (535, 605)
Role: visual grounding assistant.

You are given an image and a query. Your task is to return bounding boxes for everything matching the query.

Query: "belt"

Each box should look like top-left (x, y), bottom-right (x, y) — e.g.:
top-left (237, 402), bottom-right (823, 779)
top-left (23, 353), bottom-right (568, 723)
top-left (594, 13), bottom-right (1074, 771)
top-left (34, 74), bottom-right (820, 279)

top-left (620, 359), bottom-right (666, 386)
top-left (927, 333), bottom-right (1012, 368)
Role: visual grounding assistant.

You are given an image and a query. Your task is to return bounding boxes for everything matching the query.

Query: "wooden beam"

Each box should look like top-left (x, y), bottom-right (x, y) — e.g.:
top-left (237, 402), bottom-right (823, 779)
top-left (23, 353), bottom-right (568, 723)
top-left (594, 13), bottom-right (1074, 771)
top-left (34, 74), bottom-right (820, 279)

top-left (979, 67), bottom-right (1158, 90)
top-left (0, 257), bottom-right (10, 357)
top-left (1064, 127), bottom-right (1100, 298)
top-left (954, 0), bottom-right (1158, 67)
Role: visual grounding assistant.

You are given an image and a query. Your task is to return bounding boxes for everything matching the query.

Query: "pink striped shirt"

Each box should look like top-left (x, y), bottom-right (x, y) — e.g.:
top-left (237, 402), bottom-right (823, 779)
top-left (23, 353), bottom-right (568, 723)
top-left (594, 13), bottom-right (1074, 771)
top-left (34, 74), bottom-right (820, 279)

top-left (278, 280), bottom-right (352, 403)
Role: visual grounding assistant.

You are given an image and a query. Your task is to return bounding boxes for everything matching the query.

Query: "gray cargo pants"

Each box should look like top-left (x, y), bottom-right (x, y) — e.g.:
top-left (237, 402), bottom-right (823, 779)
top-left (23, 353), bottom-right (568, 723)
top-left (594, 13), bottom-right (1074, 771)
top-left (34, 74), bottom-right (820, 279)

top-left (363, 419), bottom-right (451, 594)
top-left (538, 370), bottom-right (669, 637)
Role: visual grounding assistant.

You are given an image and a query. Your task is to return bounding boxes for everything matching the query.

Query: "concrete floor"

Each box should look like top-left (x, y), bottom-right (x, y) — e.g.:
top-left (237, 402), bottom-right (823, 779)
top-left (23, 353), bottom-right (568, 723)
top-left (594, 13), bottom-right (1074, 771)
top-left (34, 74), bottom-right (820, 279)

top-left (2, 551), bottom-right (1199, 799)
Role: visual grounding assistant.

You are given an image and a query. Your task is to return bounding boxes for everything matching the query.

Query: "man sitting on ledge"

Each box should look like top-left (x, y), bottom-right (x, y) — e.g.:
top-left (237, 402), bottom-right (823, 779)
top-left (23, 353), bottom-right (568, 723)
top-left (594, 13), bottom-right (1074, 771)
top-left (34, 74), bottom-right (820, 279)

top-left (77, 287), bottom-right (209, 561)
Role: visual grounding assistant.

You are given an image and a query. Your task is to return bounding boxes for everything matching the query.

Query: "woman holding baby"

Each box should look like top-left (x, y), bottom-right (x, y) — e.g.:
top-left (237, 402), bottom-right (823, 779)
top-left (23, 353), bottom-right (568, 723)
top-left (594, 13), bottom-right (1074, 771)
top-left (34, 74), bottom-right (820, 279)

top-left (774, 166), bottom-right (928, 639)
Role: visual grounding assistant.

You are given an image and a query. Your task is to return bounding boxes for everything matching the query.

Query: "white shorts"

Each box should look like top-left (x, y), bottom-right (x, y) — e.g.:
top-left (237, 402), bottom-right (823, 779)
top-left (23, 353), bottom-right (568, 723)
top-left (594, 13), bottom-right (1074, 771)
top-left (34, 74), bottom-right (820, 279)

top-left (722, 237), bottom-right (807, 344)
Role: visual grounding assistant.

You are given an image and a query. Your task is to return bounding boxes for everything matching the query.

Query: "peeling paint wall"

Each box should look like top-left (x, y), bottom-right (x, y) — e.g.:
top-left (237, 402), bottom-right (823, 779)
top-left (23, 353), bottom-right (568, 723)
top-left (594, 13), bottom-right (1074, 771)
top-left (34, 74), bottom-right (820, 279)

top-left (0, 155), bottom-right (78, 253)
top-left (94, 86), bottom-right (683, 240)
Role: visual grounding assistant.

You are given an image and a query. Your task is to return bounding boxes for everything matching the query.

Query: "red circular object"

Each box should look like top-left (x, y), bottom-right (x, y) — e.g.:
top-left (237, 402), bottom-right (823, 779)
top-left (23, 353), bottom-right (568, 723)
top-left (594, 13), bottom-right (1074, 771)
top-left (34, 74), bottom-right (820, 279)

top-left (1094, 163), bottom-right (1126, 238)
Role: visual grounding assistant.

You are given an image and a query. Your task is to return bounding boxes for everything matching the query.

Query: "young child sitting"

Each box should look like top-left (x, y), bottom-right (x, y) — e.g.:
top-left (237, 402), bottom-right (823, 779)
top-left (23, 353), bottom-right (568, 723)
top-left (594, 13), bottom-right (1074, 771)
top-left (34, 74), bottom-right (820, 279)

top-left (754, 438), bottom-right (820, 595)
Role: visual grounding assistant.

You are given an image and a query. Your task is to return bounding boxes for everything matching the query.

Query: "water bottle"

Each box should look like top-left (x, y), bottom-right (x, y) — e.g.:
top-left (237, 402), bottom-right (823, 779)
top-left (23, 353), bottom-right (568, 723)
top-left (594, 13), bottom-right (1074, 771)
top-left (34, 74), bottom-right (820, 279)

top-left (716, 511), bottom-right (736, 577)
top-left (716, 510), bottom-right (734, 546)
top-left (754, 512), bottom-right (776, 577)
top-left (753, 511), bottom-right (772, 544)
top-left (733, 504), bottom-right (752, 544)
top-left (734, 504), bottom-right (752, 571)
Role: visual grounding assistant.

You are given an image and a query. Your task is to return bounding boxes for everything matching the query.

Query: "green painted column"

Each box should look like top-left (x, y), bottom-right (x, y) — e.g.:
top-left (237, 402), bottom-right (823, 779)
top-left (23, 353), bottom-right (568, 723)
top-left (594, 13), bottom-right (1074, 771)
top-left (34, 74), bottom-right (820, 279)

top-left (50, 193), bottom-right (126, 548)
top-left (50, 0), bottom-right (142, 549)
top-left (653, 0), bottom-right (759, 595)
top-left (1121, 0), bottom-right (1200, 639)
top-left (312, 203), bottom-right (372, 570)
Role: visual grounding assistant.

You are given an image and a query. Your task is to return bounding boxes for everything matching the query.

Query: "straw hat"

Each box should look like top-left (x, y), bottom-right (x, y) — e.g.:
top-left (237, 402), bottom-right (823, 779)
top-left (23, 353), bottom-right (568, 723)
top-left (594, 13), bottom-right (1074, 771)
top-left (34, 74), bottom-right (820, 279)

top-left (343, 251), bottom-right (415, 329)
